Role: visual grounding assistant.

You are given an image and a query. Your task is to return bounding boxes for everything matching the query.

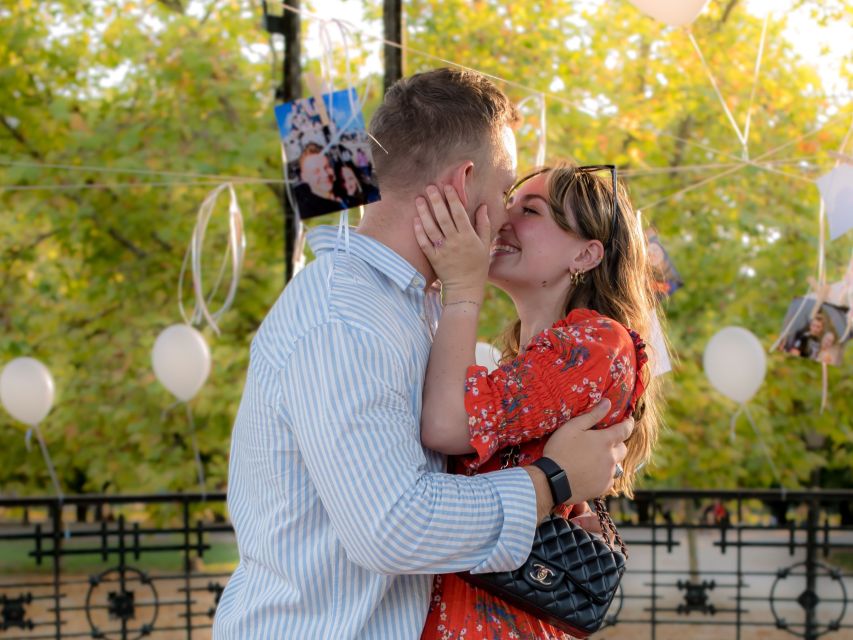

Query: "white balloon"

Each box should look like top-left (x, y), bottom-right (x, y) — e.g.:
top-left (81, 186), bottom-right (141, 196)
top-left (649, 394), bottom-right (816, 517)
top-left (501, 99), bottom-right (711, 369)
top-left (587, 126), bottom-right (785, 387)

top-left (475, 342), bottom-right (502, 371)
top-left (703, 327), bottom-right (766, 404)
top-left (627, 0), bottom-right (710, 26)
top-left (152, 324), bottom-right (211, 402)
top-left (0, 357), bottom-right (55, 426)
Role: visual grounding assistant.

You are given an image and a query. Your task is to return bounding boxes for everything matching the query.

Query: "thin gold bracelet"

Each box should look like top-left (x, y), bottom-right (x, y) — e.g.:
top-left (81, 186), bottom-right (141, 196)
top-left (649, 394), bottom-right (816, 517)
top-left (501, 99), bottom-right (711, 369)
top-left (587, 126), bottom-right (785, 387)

top-left (443, 300), bottom-right (481, 308)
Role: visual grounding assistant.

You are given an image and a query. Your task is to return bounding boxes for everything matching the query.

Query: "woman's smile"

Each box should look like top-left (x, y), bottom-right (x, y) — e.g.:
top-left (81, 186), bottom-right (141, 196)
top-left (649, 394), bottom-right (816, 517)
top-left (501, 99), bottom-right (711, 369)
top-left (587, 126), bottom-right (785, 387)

top-left (490, 240), bottom-right (520, 256)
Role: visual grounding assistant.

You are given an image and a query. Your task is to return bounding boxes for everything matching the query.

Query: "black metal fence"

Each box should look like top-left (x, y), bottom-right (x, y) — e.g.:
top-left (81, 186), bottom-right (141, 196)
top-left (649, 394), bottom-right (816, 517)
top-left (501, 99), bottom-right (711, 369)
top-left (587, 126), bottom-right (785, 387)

top-left (0, 490), bottom-right (851, 639)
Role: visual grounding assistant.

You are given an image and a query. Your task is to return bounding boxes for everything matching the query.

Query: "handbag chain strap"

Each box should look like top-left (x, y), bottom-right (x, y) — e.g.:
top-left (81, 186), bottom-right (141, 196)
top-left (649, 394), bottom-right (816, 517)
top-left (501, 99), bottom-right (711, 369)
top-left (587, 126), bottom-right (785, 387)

top-left (500, 445), bottom-right (521, 470)
top-left (593, 497), bottom-right (628, 559)
top-left (500, 445), bottom-right (629, 559)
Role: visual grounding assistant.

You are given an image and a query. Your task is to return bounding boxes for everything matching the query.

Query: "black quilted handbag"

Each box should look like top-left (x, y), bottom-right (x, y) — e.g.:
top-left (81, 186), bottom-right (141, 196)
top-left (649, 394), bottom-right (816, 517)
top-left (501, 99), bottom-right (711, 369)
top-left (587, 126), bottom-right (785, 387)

top-left (459, 501), bottom-right (626, 638)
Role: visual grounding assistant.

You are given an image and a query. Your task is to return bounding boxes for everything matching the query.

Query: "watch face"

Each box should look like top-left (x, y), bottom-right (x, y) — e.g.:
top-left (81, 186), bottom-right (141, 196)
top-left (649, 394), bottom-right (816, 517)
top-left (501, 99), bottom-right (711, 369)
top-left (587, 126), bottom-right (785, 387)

top-left (551, 475), bottom-right (571, 504)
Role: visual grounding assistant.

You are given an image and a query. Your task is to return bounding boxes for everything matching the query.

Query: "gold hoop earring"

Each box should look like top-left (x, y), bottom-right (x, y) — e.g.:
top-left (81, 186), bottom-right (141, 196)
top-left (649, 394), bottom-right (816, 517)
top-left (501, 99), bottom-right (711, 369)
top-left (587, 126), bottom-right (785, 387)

top-left (570, 269), bottom-right (586, 287)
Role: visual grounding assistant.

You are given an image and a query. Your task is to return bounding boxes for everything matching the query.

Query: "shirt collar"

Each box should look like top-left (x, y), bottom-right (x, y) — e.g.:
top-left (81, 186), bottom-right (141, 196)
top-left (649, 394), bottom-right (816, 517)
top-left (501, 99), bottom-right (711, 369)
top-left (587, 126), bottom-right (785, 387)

top-left (307, 225), bottom-right (427, 292)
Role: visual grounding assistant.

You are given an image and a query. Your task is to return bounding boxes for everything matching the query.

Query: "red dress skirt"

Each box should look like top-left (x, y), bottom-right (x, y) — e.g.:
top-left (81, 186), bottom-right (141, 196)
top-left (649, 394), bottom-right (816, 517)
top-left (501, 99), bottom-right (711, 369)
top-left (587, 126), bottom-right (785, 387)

top-left (421, 309), bottom-right (647, 640)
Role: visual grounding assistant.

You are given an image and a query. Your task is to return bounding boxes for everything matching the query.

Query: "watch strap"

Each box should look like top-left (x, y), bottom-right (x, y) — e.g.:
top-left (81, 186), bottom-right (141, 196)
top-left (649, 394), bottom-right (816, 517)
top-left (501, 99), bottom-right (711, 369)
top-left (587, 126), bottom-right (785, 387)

top-left (530, 457), bottom-right (572, 506)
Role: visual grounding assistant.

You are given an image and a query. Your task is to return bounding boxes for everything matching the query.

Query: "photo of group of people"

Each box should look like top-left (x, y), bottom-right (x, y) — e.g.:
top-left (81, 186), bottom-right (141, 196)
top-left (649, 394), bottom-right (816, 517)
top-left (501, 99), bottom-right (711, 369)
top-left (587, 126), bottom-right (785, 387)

top-left (645, 229), bottom-right (683, 298)
top-left (275, 87), bottom-right (381, 219)
top-left (780, 297), bottom-right (850, 367)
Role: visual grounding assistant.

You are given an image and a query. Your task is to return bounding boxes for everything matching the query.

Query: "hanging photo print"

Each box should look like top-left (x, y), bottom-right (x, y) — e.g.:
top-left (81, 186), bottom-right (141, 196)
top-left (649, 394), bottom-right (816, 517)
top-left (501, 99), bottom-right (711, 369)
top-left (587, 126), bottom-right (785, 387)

top-left (645, 228), bottom-right (683, 298)
top-left (275, 87), bottom-right (380, 219)
top-left (779, 297), bottom-right (850, 367)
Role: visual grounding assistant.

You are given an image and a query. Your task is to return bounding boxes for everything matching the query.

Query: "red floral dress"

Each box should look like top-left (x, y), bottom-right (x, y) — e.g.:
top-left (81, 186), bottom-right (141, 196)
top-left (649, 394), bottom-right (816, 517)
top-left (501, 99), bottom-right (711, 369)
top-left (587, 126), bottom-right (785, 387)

top-left (421, 309), bottom-right (648, 640)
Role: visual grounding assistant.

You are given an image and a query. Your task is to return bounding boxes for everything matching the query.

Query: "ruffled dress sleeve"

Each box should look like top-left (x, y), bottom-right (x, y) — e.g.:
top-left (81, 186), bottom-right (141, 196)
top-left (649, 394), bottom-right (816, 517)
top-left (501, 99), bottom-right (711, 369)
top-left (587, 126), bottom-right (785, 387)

top-left (463, 309), bottom-right (647, 470)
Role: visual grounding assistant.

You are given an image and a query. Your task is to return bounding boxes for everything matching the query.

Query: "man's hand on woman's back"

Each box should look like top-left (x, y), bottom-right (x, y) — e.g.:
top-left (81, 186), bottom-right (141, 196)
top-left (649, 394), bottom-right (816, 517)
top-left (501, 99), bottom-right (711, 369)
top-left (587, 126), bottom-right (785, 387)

top-left (525, 399), bottom-right (634, 522)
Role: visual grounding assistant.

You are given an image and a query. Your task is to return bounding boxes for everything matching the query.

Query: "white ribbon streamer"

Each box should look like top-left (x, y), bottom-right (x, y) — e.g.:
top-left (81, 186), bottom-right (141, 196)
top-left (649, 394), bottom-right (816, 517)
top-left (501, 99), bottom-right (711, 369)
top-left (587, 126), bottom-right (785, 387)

top-left (317, 18), bottom-right (373, 283)
top-left (178, 182), bottom-right (245, 335)
top-left (281, 17), bottom-right (373, 277)
top-left (315, 19), bottom-right (374, 159)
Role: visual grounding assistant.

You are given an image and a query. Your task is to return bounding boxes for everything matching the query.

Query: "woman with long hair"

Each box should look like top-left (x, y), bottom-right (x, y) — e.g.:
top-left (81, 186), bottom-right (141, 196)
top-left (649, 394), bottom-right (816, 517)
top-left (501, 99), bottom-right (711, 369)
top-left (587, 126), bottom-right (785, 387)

top-left (414, 163), bottom-right (665, 639)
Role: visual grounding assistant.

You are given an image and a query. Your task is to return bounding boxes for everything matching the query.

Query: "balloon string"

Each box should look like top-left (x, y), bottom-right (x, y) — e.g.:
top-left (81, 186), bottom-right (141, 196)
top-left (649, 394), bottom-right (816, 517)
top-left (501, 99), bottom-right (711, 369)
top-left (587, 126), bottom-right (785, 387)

top-left (160, 399), bottom-right (182, 421)
top-left (769, 290), bottom-right (812, 352)
top-left (31, 425), bottom-right (64, 503)
top-left (742, 12), bottom-right (770, 151)
top-left (0, 156), bottom-right (826, 184)
top-left (817, 199), bottom-right (826, 288)
top-left (728, 405), bottom-right (742, 442)
top-left (25, 426), bottom-right (72, 540)
top-left (841, 251), bottom-right (853, 342)
top-left (516, 93), bottom-right (547, 167)
top-left (741, 404), bottom-right (783, 489)
top-left (638, 116), bottom-right (842, 212)
top-left (186, 403), bottom-right (207, 500)
top-left (537, 94), bottom-right (547, 167)
top-left (273, 0), bottom-right (852, 189)
top-left (687, 30), bottom-right (746, 150)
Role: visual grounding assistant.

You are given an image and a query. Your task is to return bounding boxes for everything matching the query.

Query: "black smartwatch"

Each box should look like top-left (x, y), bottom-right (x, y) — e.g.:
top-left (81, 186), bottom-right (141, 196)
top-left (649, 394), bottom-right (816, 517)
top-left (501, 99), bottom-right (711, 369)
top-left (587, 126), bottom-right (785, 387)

top-left (530, 457), bottom-right (572, 506)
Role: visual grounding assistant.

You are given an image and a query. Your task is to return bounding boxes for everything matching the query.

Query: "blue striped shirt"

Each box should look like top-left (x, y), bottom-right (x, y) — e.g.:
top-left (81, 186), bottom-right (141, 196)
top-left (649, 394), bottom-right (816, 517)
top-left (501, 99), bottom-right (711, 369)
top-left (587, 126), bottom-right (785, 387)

top-left (213, 226), bottom-right (536, 639)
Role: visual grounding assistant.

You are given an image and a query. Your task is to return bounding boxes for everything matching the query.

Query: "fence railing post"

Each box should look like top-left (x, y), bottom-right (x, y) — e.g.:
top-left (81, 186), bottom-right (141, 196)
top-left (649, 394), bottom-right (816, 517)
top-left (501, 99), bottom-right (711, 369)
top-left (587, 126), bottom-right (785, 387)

top-left (2, 489), bottom-right (850, 639)
top-left (51, 499), bottom-right (62, 640)
top-left (804, 494), bottom-right (819, 640)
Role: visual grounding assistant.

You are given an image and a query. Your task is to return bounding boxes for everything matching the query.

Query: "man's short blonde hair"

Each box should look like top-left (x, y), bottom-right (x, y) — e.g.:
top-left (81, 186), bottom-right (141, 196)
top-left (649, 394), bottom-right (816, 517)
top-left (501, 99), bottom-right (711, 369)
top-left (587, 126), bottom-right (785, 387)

top-left (369, 68), bottom-right (519, 192)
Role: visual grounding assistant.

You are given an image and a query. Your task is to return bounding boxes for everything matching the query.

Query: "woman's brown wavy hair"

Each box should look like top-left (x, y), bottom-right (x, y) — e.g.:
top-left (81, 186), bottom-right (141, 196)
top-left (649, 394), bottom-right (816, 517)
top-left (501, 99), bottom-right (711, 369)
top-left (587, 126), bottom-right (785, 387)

top-left (499, 162), bottom-right (667, 497)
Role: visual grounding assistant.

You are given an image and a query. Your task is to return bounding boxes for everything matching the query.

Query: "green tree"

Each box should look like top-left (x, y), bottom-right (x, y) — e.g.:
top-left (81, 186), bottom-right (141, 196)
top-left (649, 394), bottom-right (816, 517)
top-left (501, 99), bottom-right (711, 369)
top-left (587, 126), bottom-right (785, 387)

top-left (400, 0), bottom-right (853, 489)
top-left (1, 0), bottom-right (286, 495)
top-left (1, 0), bottom-right (850, 496)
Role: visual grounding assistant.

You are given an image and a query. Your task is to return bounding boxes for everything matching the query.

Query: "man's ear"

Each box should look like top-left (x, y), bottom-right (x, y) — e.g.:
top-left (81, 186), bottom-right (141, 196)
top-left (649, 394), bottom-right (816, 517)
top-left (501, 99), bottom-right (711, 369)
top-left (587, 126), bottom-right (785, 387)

top-left (447, 161), bottom-right (475, 210)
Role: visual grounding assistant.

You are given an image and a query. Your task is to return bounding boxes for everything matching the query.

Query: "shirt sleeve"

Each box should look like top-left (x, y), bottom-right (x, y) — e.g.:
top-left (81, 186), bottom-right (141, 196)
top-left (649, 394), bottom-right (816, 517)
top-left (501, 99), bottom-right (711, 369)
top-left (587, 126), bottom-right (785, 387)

top-left (280, 321), bottom-right (537, 575)
top-left (464, 315), bottom-right (646, 469)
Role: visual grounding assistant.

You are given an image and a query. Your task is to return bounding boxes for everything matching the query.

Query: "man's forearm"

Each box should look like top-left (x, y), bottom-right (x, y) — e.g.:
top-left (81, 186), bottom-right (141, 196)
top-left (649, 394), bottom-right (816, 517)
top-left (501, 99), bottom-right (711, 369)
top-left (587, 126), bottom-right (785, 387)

top-left (333, 467), bottom-right (537, 575)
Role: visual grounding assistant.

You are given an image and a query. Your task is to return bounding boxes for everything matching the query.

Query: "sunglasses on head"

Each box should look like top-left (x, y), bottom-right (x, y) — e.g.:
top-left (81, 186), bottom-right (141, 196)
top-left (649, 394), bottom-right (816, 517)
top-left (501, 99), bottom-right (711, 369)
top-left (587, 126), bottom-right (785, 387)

top-left (503, 164), bottom-right (619, 248)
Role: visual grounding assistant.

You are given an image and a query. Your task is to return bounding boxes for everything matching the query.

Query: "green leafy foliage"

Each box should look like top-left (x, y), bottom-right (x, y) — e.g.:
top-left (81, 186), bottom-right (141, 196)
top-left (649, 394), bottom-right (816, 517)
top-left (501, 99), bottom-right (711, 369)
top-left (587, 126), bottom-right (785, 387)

top-left (399, 0), bottom-right (852, 490)
top-left (1, 0), bottom-right (850, 496)
top-left (1, 0), bottom-right (283, 495)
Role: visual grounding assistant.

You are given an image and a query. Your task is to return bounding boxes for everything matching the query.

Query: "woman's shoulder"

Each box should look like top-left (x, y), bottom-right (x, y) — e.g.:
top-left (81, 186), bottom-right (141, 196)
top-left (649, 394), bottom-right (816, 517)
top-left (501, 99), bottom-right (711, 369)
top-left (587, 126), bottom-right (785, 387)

top-left (547, 308), bottom-right (629, 343)
top-left (532, 308), bottom-right (646, 363)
